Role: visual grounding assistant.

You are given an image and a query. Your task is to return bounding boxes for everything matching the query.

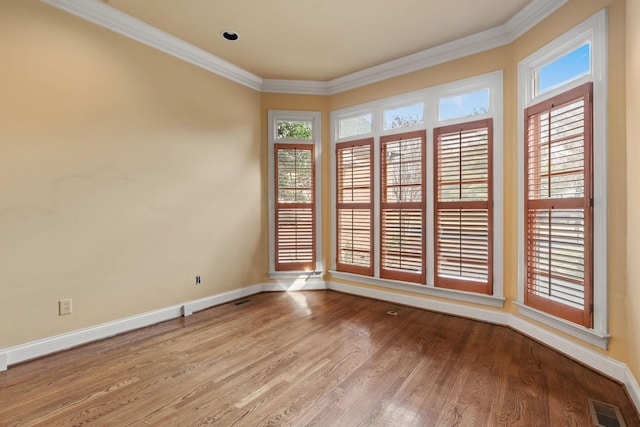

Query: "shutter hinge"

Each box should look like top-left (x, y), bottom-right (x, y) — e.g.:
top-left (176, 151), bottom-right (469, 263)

top-left (590, 304), bottom-right (594, 313)
top-left (589, 198), bottom-right (594, 208)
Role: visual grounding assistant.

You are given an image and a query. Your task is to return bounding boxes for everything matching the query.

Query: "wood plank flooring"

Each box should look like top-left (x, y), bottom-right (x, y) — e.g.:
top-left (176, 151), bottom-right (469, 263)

top-left (1, 290), bottom-right (638, 426)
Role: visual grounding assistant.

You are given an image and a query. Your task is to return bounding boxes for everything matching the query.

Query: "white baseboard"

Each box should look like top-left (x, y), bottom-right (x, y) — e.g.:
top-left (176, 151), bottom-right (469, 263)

top-left (1, 280), bottom-right (638, 416)
top-left (625, 364), bottom-right (640, 415)
top-left (0, 284), bottom-right (264, 370)
top-left (182, 284), bottom-right (262, 316)
top-left (1, 305), bottom-right (185, 371)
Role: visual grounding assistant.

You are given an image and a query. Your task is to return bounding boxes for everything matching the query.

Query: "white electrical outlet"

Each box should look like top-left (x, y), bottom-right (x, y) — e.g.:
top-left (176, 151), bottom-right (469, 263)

top-left (59, 299), bottom-right (72, 316)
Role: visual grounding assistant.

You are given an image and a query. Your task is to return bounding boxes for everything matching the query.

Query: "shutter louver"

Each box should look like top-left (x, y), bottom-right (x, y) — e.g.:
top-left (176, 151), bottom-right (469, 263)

top-left (380, 131), bottom-right (426, 284)
top-left (337, 139), bottom-right (373, 275)
top-left (434, 120), bottom-right (493, 294)
top-left (524, 82), bottom-right (593, 327)
top-left (275, 144), bottom-right (315, 271)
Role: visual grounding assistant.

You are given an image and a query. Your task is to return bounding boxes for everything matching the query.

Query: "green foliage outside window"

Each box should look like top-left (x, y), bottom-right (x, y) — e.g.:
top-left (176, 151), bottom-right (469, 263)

top-left (277, 121), bottom-right (312, 140)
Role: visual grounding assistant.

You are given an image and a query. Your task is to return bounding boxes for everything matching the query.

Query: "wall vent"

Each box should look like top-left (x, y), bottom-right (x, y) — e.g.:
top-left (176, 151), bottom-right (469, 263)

top-left (588, 398), bottom-right (627, 427)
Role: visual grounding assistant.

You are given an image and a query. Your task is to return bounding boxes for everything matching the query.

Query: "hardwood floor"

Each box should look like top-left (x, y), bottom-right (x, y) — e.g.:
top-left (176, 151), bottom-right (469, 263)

top-left (1, 290), bottom-right (638, 426)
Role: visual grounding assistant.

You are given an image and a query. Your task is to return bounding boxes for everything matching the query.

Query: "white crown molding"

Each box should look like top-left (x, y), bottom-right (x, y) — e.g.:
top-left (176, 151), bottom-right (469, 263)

top-left (40, 0), bottom-right (263, 91)
top-left (261, 79), bottom-right (330, 96)
top-left (42, 0), bottom-right (567, 95)
top-left (503, 0), bottom-right (569, 41)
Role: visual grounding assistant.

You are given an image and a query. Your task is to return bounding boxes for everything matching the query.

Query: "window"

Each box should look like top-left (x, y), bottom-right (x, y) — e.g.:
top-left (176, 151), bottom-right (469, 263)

top-left (434, 119), bottom-right (493, 294)
top-left (275, 144), bottom-right (315, 271)
top-left (330, 71), bottom-right (503, 307)
top-left (276, 120), bottom-right (313, 140)
top-left (517, 9), bottom-right (607, 347)
top-left (338, 113), bottom-right (372, 139)
top-left (380, 131), bottom-right (426, 284)
top-left (535, 43), bottom-right (590, 96)
top-left (268, 111), bottom-right (322, 277)
top-left (383, 103), bottom-right (424, 130)
top-left (439, 89), bottom-right (489, 121)
top-left (524, 83), bottom-right (593, 327)
top-left (336, 139), bottom-right (373, 275)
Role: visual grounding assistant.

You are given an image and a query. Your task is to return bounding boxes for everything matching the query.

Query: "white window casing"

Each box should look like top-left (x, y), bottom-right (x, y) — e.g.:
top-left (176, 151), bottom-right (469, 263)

top-left (516, 9), bottom-right (609, 349)
top-left (268, 110), bottom-right (323, 279)
top-left (330, 71), bottom-right (504, 308)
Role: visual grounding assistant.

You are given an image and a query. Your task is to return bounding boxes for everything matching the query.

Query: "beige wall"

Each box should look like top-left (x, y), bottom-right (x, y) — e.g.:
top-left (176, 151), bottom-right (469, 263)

top-left (626, 0), bottom-right (640, 381)
top-left (0, 0), bottom-right (263, 348)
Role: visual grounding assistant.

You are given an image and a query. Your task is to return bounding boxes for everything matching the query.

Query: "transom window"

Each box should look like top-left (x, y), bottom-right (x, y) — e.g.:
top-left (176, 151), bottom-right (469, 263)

top-left (439, 88), bottom-right (489, 121)
top-left (535, 43), bottom-right (591, 96)
top-left (383, 103), bottom-right (424, 130)
top-left (338, 113), bottom-right (372, 139)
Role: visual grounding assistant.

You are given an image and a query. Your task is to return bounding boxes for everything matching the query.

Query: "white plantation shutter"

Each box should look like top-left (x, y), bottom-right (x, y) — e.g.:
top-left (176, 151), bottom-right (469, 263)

top-left (275, 144), bottom-right (315, 271)
top-left (525, 82), bottom-right (593, 327)
top-left (434, 119), bottom-right (493, 294)
top-left (380, 131), bottom-right (426, 284)
top-left (337, 139), bottom-right (373, 275)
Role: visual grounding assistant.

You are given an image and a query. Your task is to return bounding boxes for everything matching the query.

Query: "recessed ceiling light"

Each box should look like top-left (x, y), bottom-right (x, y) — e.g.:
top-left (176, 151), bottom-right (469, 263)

top-left (221, 30), bottom-right (239, 41)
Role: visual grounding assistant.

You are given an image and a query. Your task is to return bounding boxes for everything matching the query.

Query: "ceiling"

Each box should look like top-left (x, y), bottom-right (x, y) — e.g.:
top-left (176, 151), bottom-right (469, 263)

top-left (103, 0), bottom-right (533, 81)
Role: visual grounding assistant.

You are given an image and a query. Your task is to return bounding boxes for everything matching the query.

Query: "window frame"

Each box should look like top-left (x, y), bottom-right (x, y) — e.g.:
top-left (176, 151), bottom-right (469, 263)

top-left (433, 118), bottom-right (493, 294)
top-left (516, 9), bottom-right (609, 348)
top-left (336, 138), bottom-right (374, 276)
top-left (380, 130), bottom-right (427, 284)
top-left (330, 71), bottom-right (504, 308)
top-left (274, 143), bottom-right (316, 271)
top-left (268, 110), bottom-right (323, 279)
top-left (524, 82), bottom-right (593, 327)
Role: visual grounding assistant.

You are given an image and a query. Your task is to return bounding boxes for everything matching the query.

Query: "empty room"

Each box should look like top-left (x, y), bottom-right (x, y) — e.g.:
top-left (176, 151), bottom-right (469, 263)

top-left (1, 0), bottom-right (640, 425)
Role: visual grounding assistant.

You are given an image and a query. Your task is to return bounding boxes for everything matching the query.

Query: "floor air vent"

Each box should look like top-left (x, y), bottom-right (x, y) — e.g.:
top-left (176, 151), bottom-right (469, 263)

top-left (588, 398), bottom-right (627, 427)
top-left (234, 299), bottom-right (251, 306)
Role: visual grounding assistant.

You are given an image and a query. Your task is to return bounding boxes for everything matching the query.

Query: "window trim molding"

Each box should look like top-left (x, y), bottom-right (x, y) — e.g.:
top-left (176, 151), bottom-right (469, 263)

top-left (517, 9), bottom-right (608, 347)
top-left (268, 110), bottom-right (323, 279)
top-left (330, 70), bottom-right (503, 300)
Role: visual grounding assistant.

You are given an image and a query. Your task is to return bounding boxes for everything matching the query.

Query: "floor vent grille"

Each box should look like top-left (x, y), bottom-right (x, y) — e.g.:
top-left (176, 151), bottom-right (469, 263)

top-left (588, 398), bottom-right (627, 427)
top-left (234, 299), bottom-right (251, 306)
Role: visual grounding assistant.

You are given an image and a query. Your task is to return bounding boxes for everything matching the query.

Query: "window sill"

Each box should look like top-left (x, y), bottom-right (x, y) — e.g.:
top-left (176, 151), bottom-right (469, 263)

top-left (268, 270), bottom-right (324, 281)
top-left (329, 270), bottom-right (505, 308)
top-left (514, 301), bottom-right (610, 349)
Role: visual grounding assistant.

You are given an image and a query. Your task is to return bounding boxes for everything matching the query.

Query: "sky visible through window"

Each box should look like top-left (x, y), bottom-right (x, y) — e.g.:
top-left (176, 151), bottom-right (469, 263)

top-left (538, 43), bottom-right (590, 94)
top-left (439, 89), bottom-right (490, 121)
